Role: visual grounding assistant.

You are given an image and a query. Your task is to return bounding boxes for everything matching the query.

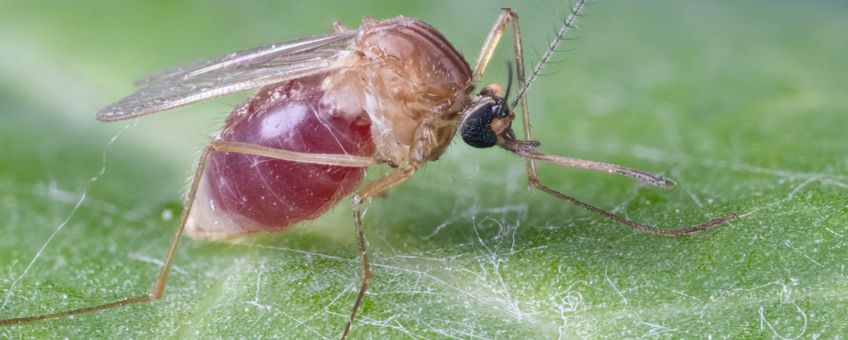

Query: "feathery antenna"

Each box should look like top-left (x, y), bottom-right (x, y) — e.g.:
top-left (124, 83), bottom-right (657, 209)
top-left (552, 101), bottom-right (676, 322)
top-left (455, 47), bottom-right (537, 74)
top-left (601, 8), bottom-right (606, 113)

top-left (511, 0), bottom-right (588, 108)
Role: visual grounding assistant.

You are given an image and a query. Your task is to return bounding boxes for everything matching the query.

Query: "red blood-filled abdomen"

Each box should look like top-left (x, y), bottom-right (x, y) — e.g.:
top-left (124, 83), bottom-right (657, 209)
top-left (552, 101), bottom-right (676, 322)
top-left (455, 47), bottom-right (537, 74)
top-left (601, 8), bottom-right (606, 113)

top-left (185, 74), bottom-right (374, 239)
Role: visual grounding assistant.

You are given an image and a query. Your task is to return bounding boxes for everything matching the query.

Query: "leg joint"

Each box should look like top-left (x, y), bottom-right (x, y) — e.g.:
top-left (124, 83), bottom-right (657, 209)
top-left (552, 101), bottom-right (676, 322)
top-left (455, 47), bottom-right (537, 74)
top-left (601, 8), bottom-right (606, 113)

top-left (528, 176), bottom-right (541, 189)
top-left (351, 194), bottom-right (364, 207)
top-left (500, 7), bottom-right (518, 17)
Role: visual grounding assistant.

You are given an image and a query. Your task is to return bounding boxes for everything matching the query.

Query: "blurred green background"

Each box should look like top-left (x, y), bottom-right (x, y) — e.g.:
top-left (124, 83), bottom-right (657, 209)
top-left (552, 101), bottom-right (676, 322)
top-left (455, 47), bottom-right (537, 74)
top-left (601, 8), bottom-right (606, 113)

top-left (1, 1), bottom-right (846, 338)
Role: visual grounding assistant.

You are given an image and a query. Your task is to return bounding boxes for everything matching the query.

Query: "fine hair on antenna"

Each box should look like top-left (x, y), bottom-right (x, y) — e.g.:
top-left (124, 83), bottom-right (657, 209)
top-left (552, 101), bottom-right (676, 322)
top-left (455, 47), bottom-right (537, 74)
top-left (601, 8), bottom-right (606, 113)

top-left (512, 0), bottom-right (587, 108)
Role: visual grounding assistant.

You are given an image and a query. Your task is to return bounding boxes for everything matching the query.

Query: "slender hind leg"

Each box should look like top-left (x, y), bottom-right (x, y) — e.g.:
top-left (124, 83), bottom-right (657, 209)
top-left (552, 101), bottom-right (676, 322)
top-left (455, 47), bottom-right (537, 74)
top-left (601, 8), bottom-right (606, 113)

top-left (473, 4), bottom-right (737, 236)
top-left (340, 167), bottom-right (415, 340)
top-left (0, 141), bottom-right (379, 325)
top-left (0, 145), bottom-right (212, 325)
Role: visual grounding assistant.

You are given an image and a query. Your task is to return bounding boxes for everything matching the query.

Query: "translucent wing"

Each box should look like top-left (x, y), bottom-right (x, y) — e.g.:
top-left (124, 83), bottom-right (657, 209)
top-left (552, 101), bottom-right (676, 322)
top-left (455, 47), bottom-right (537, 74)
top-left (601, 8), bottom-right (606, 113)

top-left (97, 30), bottom-right (358, 121)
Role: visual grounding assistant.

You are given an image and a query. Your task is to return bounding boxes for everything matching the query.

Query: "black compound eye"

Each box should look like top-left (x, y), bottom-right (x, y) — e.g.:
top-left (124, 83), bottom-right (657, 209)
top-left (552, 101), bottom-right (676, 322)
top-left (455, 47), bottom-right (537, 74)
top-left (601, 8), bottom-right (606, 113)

top-left (461, 101), bottom-right (502, 148)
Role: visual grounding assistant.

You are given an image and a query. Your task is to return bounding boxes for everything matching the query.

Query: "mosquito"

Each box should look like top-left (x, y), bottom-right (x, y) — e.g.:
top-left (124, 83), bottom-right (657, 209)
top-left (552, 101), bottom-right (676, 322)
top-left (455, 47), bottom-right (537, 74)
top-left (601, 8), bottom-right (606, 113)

top-left (1, 1), bottom-right (737, 338)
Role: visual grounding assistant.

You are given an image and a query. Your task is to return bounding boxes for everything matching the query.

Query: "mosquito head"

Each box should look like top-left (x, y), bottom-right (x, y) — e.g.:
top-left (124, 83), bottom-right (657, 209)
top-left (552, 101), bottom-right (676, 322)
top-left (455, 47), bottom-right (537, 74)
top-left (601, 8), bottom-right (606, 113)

top-left (459, 63), bottom-right (516, 148)
top-left (459, 84), bottom-right (515, 148)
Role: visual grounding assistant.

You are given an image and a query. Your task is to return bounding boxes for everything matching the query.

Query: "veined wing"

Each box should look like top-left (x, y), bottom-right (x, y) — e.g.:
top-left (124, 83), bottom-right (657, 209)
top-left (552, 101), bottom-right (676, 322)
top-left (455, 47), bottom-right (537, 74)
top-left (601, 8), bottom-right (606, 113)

top-left (97, 30), bottom-right (358, 121)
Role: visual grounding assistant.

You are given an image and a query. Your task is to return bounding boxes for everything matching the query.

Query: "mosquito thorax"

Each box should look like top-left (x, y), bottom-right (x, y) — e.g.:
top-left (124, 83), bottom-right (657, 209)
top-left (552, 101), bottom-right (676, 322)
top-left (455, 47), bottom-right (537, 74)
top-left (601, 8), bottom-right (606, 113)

top-left (460, 84), bottom-right (515, 148)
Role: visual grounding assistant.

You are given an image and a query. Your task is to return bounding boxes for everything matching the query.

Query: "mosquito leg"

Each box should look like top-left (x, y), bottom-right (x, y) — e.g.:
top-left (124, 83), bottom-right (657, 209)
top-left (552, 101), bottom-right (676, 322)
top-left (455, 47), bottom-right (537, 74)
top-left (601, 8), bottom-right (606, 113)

top-left (0, 141), bottom-right (378, 326)
top-left (0, 144), bottom-right (214, 326)
top-left (469, 7), bottom-right (541, 181)
top-left (498, 143), bottom-right (738, 236)
top-left (341, 167), bottom-right (416, 340)
top-left (497, 2), bottom-right (736, 236)
top-left (533, 183), bottom-right (737, 237)
top-left (330, 21), bottom-right (348, 33)
top-left (471, 9), bottom-right (517, 83)
top-left (502, 7), bottom-right (539, 185)
top-left (510, 1), bottom-right (587, 185)
top-left (213, 139), bottom-right (400, 338)
top-left (209, 140), bottom-right (380, 167)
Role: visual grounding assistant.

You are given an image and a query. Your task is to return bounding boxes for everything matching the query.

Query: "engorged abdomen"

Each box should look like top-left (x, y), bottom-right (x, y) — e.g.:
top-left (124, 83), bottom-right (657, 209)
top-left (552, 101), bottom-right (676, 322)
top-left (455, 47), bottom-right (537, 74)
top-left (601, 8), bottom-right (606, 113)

top-left (185, 74), bottom-right (374, 239)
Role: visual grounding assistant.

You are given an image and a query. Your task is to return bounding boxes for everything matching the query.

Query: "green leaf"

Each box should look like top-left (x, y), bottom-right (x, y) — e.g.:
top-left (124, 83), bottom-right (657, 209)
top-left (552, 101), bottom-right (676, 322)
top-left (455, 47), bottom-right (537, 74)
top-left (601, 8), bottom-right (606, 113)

top-left (1, 1), bottom-right (846, 338)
